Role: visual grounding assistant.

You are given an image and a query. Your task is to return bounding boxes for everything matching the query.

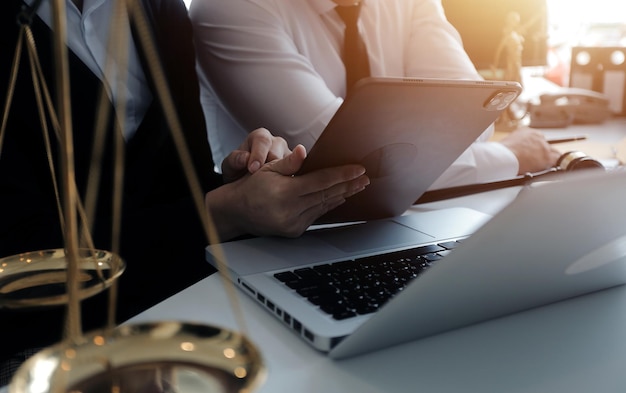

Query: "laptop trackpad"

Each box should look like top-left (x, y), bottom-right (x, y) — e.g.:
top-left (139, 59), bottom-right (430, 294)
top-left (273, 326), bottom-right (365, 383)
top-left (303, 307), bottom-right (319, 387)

top-left (312, 220), bottom-right (434, 254)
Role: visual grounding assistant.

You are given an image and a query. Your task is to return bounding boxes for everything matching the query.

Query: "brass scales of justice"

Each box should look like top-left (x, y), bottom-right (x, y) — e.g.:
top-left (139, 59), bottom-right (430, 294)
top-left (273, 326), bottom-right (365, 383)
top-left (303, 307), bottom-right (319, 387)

top-left (0, 0), bottom-right (266, 392)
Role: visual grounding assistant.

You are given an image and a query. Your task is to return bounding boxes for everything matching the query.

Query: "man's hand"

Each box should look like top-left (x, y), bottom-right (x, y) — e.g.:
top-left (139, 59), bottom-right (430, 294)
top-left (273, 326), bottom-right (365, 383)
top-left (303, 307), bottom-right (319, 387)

top-left (206, 145), bottom-right (370, 240)
top-left (221, 128), bottom-right (291, 183)
top-left (499, 126), bottom-right (562, 174)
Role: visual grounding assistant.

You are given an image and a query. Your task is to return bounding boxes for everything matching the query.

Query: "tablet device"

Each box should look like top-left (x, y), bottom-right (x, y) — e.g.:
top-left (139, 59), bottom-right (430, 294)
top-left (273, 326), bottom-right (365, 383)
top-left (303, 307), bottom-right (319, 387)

top-left (297, 77), bottom-right (521, 223)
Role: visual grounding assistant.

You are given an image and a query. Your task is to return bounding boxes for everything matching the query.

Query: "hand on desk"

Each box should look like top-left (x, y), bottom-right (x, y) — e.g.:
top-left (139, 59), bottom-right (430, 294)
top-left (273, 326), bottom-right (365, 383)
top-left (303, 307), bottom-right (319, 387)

top-left (499, 126), bottom-right (562, 174)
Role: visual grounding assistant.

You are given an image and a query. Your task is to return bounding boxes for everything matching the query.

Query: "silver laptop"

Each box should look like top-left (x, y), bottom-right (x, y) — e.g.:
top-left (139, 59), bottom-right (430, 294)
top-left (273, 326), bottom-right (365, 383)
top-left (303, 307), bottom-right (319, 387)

top-left (206, 168), bottom-right (626, 359)
top-left (296, 77), bottom-right (521, 223)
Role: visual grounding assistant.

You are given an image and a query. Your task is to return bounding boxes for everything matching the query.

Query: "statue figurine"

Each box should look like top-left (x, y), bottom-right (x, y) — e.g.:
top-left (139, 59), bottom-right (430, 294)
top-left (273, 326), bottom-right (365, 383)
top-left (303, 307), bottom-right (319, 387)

top-left (491, 11), bottom-right (525, 131)
top-left (493, 11), bottom-right (525, 86)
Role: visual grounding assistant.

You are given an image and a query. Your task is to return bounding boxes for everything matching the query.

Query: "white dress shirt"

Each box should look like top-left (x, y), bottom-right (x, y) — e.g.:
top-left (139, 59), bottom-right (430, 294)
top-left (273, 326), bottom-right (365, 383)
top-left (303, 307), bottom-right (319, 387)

top-left (25, 0), bottom-right (151, 140)
top-left (190, 0), bottom-right (518, 188)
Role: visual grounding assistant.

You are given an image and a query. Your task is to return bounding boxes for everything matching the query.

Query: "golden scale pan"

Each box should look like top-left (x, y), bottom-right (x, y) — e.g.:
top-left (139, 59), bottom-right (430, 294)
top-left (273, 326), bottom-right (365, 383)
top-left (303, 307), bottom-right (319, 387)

top-left (0, 249), bottom-right (264, 393)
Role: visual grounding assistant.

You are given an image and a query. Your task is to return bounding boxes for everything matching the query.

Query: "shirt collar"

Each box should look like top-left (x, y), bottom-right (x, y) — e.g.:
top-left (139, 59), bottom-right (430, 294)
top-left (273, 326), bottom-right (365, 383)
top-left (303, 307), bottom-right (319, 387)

top-left (307, 0), bottom-right (336, 15)
top-left (308, 0), bottom-right (365, 15)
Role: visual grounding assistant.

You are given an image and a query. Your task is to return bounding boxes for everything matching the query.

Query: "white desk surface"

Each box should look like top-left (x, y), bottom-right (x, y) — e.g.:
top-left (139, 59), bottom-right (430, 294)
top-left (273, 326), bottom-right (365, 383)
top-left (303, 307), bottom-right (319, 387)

top-left (129, 260), bottom-right (626, 393)
top-left (126, 120), bottom-right (626, 393)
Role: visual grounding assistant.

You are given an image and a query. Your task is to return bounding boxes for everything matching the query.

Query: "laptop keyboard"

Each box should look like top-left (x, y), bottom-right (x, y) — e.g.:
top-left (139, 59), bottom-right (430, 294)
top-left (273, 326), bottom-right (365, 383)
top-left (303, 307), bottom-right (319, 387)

top-left (273, 240), bottom-right (462, 321)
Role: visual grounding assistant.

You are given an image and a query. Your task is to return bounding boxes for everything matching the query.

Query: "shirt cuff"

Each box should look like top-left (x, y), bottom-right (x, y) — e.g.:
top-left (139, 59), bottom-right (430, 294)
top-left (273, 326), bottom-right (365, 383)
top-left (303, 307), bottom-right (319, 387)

top-left (428, 141), bottom-right (519, 190)
top-left (472, 141), bottom-right (519, 183)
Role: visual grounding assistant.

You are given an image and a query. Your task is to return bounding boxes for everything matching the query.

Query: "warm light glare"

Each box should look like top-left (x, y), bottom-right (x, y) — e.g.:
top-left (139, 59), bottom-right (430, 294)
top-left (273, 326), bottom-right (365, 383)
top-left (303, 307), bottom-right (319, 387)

top-left (93, 335), bottom-right (105, 346)
top-left (548, 0), bottom-right (626, 25)
top-left (234, 366), bottom-right (247, 379)
top-left (547, 0), bottom-right (626, 46)
top-left (180, 341), bottom-right (195, 351)
top-left (29, 358), bottom-right (58, 393)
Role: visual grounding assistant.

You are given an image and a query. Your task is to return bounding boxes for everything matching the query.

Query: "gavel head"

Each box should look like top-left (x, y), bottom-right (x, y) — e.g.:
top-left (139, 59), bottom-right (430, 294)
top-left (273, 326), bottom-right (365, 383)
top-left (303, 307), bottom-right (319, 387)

top-left (556, 151), bottom-right (605, 171)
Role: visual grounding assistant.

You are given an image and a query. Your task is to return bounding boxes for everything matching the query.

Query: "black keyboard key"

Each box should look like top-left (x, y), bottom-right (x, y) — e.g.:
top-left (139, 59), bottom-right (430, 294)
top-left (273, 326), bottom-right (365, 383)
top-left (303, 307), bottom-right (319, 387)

top-left (312, 264), bottom-right (333, 275)
top-left (274, 271), bottom-right (299, 282)
top-left (439, 240), bottom-right (461, 249)
top-left (285, 277), bottom-right (323, 290)
top-left (437, 249), bottom-right (453, 257)
top-left (413, 244), bottom-right (446, 254)
top-left (424, 253), bottom-right (444, 262)
top-left (294, 267), bottom-right (321, 279)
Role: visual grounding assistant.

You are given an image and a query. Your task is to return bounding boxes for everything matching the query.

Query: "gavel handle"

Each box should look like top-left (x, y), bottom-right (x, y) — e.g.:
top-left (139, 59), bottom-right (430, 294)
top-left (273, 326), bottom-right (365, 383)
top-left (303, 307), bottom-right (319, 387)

top-left (415, 168), bottom-right (560, 204)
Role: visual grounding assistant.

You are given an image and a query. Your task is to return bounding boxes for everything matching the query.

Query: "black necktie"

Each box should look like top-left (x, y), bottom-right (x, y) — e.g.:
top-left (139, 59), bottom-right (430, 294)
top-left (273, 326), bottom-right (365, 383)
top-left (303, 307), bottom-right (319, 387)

top-left (336, 3), bottom-right (370, 94)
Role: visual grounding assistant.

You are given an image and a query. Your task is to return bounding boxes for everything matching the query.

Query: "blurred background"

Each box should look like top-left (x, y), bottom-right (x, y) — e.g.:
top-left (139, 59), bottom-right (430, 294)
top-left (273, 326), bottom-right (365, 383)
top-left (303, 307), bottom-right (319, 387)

top-left (545, 0), bottom-right (626, 86)
top-left (183, 0), bottom-right (626, 88)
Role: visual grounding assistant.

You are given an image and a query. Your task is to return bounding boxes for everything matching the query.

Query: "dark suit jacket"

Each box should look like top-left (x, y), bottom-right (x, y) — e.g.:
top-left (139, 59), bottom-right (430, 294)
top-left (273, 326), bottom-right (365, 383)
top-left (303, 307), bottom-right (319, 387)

top-left (0, 0), bottom-right (221, 359)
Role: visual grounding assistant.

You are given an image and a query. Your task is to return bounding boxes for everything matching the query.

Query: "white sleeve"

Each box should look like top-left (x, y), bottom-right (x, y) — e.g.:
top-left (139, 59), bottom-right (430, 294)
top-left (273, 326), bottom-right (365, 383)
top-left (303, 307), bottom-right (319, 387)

top-left (429, 140), bottom-right (519, 190)
top-left (189, 0), bottom-right (342, 151)
top-left (405, 0), bottom-right (483, 80)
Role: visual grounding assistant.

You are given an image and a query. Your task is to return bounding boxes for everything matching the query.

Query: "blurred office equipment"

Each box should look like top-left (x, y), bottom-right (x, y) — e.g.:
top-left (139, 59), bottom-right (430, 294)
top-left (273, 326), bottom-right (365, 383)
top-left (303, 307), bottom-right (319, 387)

top-left (527, 87), bottom-right (612, 128)
top-left (570, 46), bottom-right (626, 115)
